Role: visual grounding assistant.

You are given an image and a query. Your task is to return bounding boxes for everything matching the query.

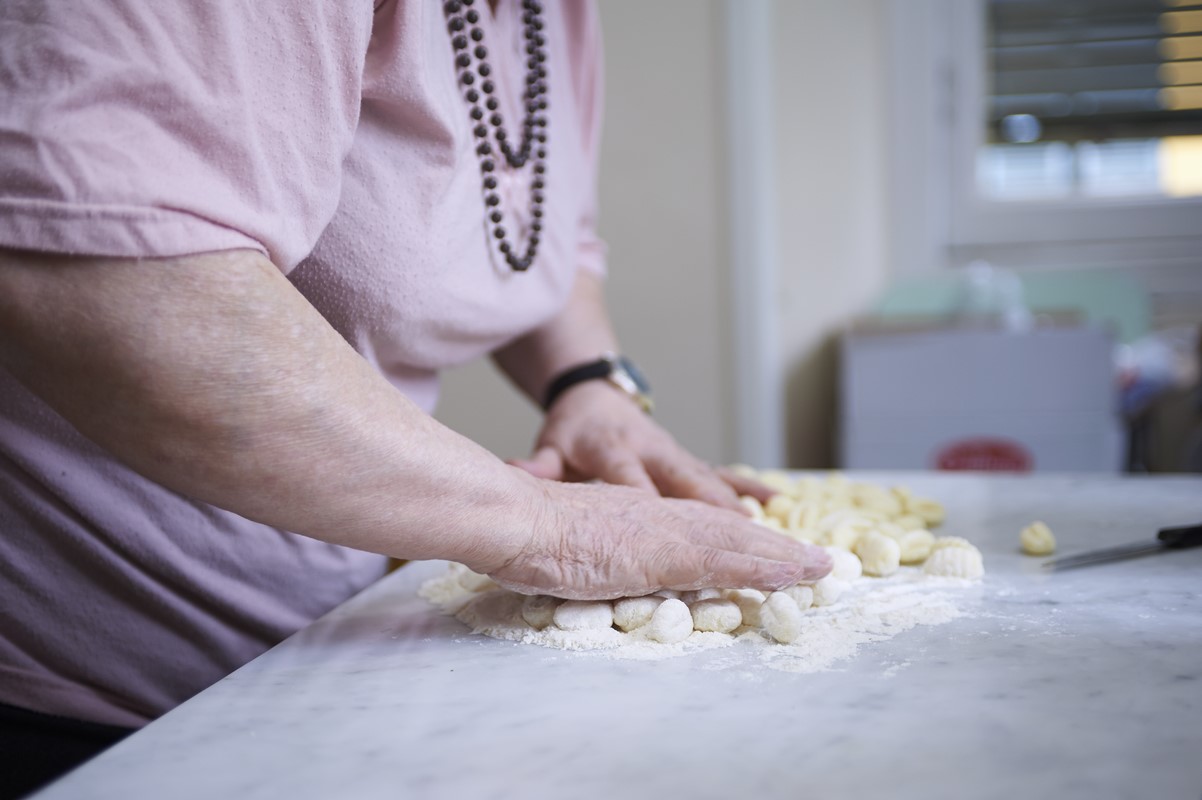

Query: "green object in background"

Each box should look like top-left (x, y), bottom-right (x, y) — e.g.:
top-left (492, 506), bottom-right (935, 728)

top-left (874, 269), bottom-right (1149, 344)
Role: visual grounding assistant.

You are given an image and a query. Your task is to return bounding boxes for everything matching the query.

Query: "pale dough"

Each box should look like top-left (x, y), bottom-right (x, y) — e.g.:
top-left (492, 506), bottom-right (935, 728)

top-left (760, 591), bottom-right (803, 644)
top-left (854, 532), bottom-right (901, 577)
top-left (1020, 521), bottom-right (1056, 556)
top-left (824, 546), bottom-right (863, 581)
top-left (898, 529), bottom-right (936, 564)
top-left (520, 595), bottom-right (561, 631)
top-left (612, 596), bottom-right (663, 632)
top-left (646, 598), bottom-right (693, 643)
top-left (811, 575), bottom-right (848, 606)
top-left (724, 588), bottom-right (765, 627)
top-left (552, 600), bottom-right (614, 631)
top-left (781, 584), bottom-right (814, 611)
top-left (689, 599), bottom-right (743, 633)
top-left (923, 545), bottom-right (984, 579)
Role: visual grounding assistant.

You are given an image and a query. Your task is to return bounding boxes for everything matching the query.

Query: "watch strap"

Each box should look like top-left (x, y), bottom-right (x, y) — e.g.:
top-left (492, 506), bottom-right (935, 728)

top-left (542, 359), bottom-right (614, 410)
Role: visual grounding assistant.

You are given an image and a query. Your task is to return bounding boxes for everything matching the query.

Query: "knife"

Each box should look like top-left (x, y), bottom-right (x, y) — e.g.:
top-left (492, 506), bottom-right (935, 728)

top-left (1042, 522), bottom-right (1202, 571)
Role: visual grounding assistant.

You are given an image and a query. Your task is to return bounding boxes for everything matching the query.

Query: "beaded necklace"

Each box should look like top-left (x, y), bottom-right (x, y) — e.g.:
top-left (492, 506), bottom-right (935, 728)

top-left (443, 0), bottom-right (548, 272)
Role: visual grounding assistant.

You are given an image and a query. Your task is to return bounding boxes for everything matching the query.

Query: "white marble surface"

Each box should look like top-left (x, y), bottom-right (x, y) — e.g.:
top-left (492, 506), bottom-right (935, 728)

top-left (34, 474), bottom-right (1202, 800)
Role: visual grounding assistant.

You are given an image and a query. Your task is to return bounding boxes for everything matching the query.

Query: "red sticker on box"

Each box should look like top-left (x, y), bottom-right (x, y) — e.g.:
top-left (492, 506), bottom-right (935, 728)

top-left (934, 438), bottom-right (1033, 472)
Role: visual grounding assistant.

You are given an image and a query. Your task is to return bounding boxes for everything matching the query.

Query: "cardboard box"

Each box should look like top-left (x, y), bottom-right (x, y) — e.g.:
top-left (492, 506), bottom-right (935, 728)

top-left (839, 324), bottom-right (1124, 472)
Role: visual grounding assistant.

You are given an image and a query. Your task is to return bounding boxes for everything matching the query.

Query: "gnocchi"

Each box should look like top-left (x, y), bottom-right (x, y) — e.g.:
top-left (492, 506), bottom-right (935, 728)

top-left (923, 544), bottom-right (984, 580)
top-left (612, 596), bottom-right (663, 632)
top-left (552, 600), bottom-right (614, 631)
top-left (1020, 521), bottom-right (1056, 556)
top-left (853, 531), bottom-right (901, 577)
top-left (646, 598), bottom-right (694, 643)
top-left (689, 599), bottom-right (743, 633)
top-left (760, 591), bottom-right (804, 644)
top-left (520, 594), bottom-right (561, 630)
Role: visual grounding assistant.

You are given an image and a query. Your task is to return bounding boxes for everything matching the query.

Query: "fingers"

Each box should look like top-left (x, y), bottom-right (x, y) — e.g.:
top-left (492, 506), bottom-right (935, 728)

top-left (578, 450), bottom-right (658, 494)
top-left (650, 542), bottom-right (810, 593)
top-left (680, 511), bottom-right (832, 582)
top-left (645, 456), bottom-right (744, 512)
top-left (509, 446), bottom-right (565, 481)
top-left (714, 466), bottom-right (777, 505)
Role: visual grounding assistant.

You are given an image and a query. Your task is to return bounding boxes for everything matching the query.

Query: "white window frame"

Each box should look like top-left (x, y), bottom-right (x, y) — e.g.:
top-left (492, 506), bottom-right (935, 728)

top-left (887, 0), bottom-right (1202, 277)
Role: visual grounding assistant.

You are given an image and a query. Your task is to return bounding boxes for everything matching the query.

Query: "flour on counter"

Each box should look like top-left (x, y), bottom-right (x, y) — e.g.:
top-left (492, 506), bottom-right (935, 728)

top-left (418, 565), bottom-right (977, 673)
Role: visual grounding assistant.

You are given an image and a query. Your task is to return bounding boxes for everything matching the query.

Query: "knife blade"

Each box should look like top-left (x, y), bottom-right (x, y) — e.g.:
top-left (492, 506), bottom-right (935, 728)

top-left (1042, 522), bottom-right (1202, 571)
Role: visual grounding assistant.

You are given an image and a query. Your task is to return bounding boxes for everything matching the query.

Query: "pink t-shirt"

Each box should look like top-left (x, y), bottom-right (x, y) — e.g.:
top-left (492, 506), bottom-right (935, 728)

top-left (0, 0), bottom-right (605, 726)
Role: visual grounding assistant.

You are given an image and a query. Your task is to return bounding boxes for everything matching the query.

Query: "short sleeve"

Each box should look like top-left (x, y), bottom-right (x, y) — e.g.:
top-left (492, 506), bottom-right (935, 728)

top-left (0, 1), bottom-right (375, 272)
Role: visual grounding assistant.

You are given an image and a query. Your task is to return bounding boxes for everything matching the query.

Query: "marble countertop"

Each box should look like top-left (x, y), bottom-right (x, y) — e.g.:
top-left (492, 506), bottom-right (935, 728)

top-left (34, 474), bottom-right (1202, 800)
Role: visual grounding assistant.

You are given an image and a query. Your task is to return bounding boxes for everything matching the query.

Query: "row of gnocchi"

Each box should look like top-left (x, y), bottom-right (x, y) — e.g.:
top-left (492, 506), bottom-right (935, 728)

top-left (731, 470), bottom-right (985, 580)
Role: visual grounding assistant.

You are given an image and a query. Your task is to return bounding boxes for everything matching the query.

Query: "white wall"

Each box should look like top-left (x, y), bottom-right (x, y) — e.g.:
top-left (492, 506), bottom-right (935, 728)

top-left (770, 1), bottom-right (891, 467)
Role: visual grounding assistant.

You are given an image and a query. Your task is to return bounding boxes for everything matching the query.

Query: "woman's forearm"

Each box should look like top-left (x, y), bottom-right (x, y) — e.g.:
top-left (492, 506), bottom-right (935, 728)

top-left (0, 248), bottom-right (536, 571)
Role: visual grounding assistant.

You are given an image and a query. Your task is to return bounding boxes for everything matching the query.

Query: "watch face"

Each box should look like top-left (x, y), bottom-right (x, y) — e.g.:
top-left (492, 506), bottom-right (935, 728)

top-left (616, 356), bottom-right (651, 394)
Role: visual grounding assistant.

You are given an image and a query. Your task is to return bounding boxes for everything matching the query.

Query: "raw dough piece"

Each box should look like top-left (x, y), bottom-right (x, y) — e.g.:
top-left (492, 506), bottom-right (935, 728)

top-left (760, 592), bottom-right (804, 644)
top-left (811, 575), bottom-right (847, 606)
top-left (613, 596), bottom-right (664, 632)
top-left (680, 588), bottom-right (723, 605)
top-left (689, 599), bottom-right (743, 633)
top-left (764, 494), bottom-right (795, 524)
top-left (724, 588), bottom-right (766, 627)
top-left (781, 584), bottom-right (814, 611)
top-left (646, 598), bottom-right (693, 643)
top-left (1020, 521), bottom-right (1056, 556)
top-left (898, 529), bottom-right (936, 564)
top-left (520, 595), bottom-right (562, 630)
top-left (923, 545), bottom-right (985, 579)
top-left (906, 497), bottom-right (946, 527)
top-left (552, 600), bottom-right (614, 631)
top-left (931, 536), bottom-right (974, 552)
top-left (740, 495), bottom-right (766, 520)
top-left (824, 547), bottom-right (863, 581)
top-left (853, 532), bottom-right (901, 577)
top-left (457, 568), bottom-right (497, 593)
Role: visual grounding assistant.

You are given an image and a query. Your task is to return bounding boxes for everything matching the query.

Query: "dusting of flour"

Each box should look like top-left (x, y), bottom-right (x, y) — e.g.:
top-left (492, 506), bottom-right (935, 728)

top-left (419, 566), bottom-right (977, 673)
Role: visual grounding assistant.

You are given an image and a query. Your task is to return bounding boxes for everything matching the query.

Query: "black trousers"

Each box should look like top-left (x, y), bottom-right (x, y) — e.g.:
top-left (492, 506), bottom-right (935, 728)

top-left (0, 701), bottom-right (136, 799)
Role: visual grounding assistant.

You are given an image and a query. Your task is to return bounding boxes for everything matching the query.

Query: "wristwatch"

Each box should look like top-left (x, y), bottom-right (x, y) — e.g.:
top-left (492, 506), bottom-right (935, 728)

top-left (543, 352), bottom-right (654, 414)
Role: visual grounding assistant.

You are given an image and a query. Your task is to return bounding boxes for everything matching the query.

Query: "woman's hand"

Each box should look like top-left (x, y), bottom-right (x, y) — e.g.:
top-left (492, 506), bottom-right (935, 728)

top-left (510, 381), bottom-right (777, 511)
top-left (472, 473), bottom-right (832, 600)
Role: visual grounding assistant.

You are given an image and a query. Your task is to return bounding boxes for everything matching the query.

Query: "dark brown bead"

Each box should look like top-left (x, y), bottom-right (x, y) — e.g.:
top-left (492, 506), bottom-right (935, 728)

top-left (534, 163), bottom-right (546, 173)
top-left (482, 159), bottom-right (495, 172)
top-left (490, 210), bottom-right (502, 223)
top-left (529, 234), bottom-right (541, 246)
top-left (476, 142), bottom-right (491, 155)
top-left (456, 54), bottom-right (471, 68)
top-left (473, 124), bottom-right (487, 138)
top-left (499, 242), bottom-right (511, 254)
top-left (489, 113), bottom-right (502, 126)
top-left (533, 178), bottom-right (544, 190)
top-left (474, 46), bottom-right (487, 60)
top-left (531, 221), bottom-right (542, 232)
top-left (485, 193), bottom-right (500, 207)
top-left (471, 27), bottom-right (484, 41)
top-left (448, 17), bottom-right (465, 31)
top-left (485, 97), bottom-right (498, 111)
top-left (466, 89), bottom-right (479, 102)
top-left (496, 128), bottom-right (507, 141)
top-left (483, 176), bottom-right (497, 189)
top-left (536, 148), bottom-right (546, 158)
top-left (532, 191), bottom-right (544, 204)
top-left (445, 1), bottom-right (461, 13)
top-left (481, 80), bottom-right (495, 94)
top-left (470, 107), bottom-right (483, 120)
top-left (465, 9), bottom-right (479, 23)
top-left (453, 35), bottom-right (467, 50)
top-left (493, 226), bottom-right (506, 239)
top-left (477, 63), bottom-right (491, 77)
top-left (461, 72), bottom-right (474, 85)
top-left (532, 207), bottom-right (543, 218)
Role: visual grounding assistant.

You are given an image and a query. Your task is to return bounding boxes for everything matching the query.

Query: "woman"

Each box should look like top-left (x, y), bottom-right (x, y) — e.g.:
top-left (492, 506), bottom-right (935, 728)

top-left (0, 1), bottom-right (830, 795)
